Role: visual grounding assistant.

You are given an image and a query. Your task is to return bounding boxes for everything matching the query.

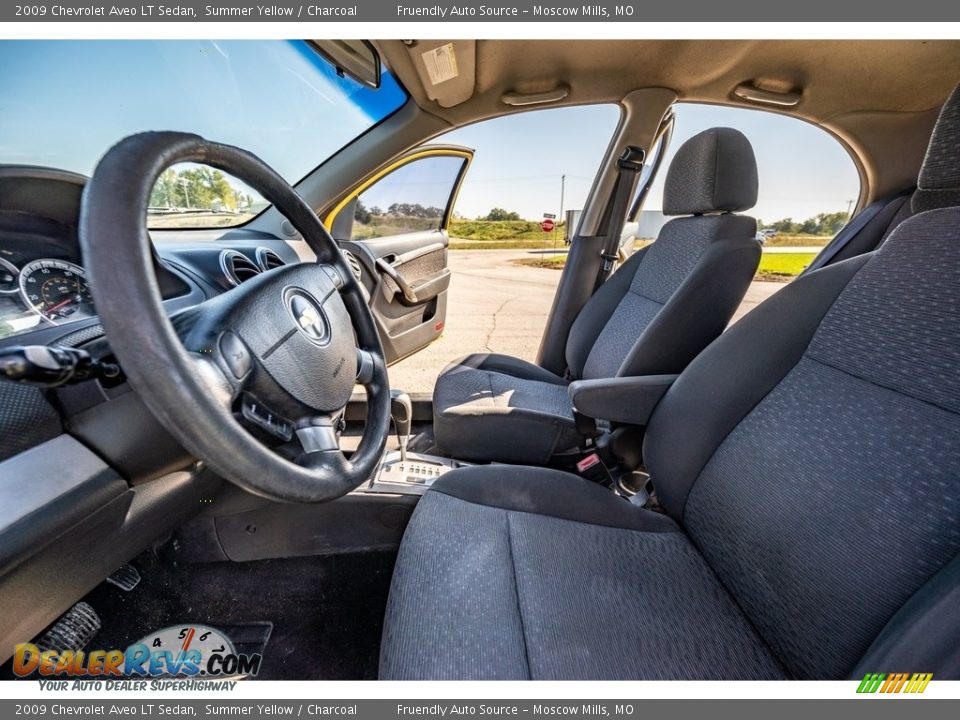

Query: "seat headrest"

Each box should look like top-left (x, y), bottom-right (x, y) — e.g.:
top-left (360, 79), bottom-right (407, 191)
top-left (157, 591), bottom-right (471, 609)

top-left (913, 83), bottom-right (960, 213)
top-left (662, 127), bottom-right (758, 216)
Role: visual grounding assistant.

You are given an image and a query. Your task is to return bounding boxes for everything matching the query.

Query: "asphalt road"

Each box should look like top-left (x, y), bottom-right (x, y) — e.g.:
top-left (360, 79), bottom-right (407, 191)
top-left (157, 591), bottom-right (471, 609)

top-left (387, 248), bottom-right (783, 394)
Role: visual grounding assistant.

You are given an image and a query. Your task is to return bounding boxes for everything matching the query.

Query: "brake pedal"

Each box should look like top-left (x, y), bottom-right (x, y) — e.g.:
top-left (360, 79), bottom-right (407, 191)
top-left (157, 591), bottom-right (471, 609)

top-left (36, 602), bottom-right (101, 652)
top-left (106, 563), bottom-right (141, 592)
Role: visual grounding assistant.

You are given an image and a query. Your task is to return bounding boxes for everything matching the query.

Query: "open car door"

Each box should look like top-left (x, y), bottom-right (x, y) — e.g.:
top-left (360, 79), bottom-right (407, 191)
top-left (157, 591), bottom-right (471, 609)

top-left (324, 145), bottom-right (473, 364)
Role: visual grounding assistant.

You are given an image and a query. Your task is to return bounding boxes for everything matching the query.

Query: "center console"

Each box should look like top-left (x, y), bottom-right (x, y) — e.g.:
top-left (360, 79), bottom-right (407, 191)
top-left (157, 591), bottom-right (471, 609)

top-left (366, 450), bottom-right (469, 495)
top-left (361, 389), bottom-right (472, 496)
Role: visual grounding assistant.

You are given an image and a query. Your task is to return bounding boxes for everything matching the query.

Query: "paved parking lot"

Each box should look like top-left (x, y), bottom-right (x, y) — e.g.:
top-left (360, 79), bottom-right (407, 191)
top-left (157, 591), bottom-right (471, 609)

top-left (388, 249), bottom-right (783, 394)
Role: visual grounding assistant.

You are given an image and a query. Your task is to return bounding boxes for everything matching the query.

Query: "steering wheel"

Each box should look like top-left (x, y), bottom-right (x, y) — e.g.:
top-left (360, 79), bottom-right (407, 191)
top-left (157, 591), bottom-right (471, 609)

top-left (79, 132), bottom-right (391, 503)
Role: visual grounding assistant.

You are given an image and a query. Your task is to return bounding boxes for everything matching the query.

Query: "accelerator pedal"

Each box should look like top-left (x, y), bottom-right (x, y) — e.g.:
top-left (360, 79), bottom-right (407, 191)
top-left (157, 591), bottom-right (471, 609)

top-left (106, 563), bottom-right (142, 592)
top-left (36, 602), bottom-right (101, 653)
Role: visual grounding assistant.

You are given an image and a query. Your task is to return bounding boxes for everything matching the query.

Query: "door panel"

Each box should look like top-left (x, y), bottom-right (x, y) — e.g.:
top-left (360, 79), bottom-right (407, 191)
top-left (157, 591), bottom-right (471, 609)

top-left (340, 231), bottom-right (451, 363)
top-left (325, 146), bottom-right (472, 364)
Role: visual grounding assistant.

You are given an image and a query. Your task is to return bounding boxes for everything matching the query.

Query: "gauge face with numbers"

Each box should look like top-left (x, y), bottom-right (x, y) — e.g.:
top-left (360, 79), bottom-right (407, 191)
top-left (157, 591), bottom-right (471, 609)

top-left (135, 624), bottom-right (236, 677)
top-left (18, 258), bottom-right (95, 324)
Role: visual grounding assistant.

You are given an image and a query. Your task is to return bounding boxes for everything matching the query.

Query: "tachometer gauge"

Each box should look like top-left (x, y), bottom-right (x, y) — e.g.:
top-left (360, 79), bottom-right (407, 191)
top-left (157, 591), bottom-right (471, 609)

top-left (18, 259), bottom-right (95, 324)
top-left (0, 258), bottom-right (18, 294)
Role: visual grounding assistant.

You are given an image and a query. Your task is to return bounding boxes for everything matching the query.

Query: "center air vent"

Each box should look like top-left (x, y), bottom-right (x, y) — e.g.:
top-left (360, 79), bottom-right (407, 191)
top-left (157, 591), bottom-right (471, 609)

top-left (342, 250), bottom-right (363, 280)
top-left (256, 247), bottom-right (287, 272)
top-left (220, 250), bottom-right (261, 287)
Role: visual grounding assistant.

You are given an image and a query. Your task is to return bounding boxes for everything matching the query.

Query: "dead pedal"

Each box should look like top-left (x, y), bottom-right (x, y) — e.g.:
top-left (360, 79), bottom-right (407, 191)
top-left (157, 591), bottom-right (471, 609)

top-left (215, 622), bottom-right (273, 657)
top-left (106, 563), bottom-right (141, 592)
top-left (36, 602), bottom-right (101, 652)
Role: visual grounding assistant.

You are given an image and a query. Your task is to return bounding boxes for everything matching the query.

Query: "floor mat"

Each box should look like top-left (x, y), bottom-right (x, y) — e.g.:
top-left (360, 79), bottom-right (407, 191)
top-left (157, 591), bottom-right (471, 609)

top-left (2, 550), bottom-right (397, 681)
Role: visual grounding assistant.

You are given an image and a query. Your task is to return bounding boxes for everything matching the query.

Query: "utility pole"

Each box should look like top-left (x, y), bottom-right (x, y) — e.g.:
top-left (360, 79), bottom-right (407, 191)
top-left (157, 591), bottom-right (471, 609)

top-left (560, 174), bottom-right (566, 223)
top-left (554, 174), bottom-right (566, 254)
top-left (180, 178), bottom-right (192, 209)
top-left (846, 199), bottom-right (854, 219)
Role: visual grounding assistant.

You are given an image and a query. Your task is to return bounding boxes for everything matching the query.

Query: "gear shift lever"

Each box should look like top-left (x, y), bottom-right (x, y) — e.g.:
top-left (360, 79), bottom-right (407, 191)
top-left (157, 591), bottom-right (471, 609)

top-left (374, 389), bottom-right (462, 492)
top-left (390, 390), bottom-right (413, 464)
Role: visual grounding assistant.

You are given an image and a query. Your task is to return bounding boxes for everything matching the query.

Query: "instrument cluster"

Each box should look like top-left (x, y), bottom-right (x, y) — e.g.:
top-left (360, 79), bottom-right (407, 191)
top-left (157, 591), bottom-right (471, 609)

top-left (0, 254), bottom-right (96, 339)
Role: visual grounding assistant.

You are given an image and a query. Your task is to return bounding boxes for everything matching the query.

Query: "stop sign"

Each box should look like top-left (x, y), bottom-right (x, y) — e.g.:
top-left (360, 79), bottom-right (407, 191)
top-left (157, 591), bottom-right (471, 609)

top-left (541, 218), bottom-right (555, 232)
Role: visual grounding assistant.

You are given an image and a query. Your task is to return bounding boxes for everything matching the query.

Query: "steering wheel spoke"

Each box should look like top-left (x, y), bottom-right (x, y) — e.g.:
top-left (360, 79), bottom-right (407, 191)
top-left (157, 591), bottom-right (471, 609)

top-left (188, 352), bottom-right (244, 414)
top-left (355, 348), bottom-right (377, 386)
top-left (294, 411), bottom-right (345, 453)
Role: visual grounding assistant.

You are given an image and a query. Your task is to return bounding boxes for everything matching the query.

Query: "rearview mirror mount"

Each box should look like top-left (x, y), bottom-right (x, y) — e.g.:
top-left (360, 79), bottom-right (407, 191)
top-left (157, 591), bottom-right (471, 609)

top-left (309, 40), bottom-right (382, 89)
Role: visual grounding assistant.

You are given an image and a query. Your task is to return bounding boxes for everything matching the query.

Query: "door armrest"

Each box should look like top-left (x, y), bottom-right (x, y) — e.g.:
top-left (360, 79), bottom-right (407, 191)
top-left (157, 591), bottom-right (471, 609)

top-left (568, 375), bottom-right (679, 426)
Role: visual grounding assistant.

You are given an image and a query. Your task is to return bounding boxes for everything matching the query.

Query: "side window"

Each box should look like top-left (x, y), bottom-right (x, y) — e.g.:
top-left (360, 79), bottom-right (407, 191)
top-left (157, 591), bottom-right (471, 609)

top-left (382, 104), bottom-right (621, 395)
top-left (351, 156), bottom-right (466, 240)
top-left (632, 103), bottom-right (861, 286)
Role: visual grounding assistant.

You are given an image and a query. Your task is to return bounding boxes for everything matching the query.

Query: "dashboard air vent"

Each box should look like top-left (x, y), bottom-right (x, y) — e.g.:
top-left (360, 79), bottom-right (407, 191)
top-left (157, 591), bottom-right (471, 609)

top-left (220, 250), bottom-right (262, 286)
top-left (342, 250), bottom-right (363, 281)
top-left (256, 247), bottom-right (287, 272)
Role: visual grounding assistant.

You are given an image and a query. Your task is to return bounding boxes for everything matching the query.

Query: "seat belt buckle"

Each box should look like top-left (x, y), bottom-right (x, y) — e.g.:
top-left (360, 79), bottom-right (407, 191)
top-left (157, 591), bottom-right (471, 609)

top-left (599, 250), bottom-right (619, 272)
top-left (576, 452), bottom-right (614, 486)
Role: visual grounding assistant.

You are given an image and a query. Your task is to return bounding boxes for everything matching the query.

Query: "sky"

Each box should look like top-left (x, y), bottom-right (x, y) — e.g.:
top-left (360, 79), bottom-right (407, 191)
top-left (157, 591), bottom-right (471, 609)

top-left (441, 103), bottom-right (862, 223)
top-left (0, 40), bottom-right (405, 182)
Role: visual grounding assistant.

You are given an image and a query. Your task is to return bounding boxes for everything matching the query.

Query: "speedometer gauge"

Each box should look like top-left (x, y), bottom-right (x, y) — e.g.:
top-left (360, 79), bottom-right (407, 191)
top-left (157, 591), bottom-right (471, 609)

top-left (18, 259), bottom-right (95, 324)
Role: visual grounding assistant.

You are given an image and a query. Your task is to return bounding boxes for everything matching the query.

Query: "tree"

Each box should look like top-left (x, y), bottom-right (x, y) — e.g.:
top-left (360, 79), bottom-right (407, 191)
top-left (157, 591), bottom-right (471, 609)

top-left (761, 211), bottom-right (854, 237)
top-left (148, 166), bottom-right (244, 211)
top-left (149, 169), bottom-right (182, 208)
top-left (483, 208), bottom-right (521, 221)
top-left (354, 199), bottom-right (372, 225)
top-left (386, 202), bottom-right (443, 218)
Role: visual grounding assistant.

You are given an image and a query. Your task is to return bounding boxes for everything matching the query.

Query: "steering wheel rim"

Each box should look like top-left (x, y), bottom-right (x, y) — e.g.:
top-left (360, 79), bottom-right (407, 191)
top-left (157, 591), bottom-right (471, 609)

top-left (79, 131), bottom-right (391, 503)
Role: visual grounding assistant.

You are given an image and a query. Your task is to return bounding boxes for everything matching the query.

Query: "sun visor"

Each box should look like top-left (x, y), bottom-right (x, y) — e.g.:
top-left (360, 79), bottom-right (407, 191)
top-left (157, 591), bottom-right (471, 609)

top-left (405, 40), bottom-right (476, 108)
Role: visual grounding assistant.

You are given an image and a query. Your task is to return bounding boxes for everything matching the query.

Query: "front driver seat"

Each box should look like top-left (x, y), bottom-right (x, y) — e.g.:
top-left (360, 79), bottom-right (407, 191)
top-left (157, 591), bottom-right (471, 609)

top-left (432, 127), bottom-right (761, 464)
top-left (379, 86), bottom-right (960, 680)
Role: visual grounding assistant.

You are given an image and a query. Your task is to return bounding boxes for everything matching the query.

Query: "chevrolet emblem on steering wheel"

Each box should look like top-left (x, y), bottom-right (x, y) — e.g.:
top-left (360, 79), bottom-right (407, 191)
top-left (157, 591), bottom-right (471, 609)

top-left (287, 290), bottom-right (329, 345)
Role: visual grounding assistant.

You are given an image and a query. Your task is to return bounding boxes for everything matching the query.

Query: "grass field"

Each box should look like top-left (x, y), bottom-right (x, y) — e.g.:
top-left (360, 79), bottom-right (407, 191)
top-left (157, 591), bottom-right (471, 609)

top-left (754, 252), bottom-right (817, 281)
top-left (147, 211), bottom-right (256, 229)
top-left (448, 219), bottom-right (568, 249)
top-left (762, 234), bottom-right (831, 247)
top-left (446, 220), bottom-right (832, 250)
top-left (513, 251), bottom-right (818, 283)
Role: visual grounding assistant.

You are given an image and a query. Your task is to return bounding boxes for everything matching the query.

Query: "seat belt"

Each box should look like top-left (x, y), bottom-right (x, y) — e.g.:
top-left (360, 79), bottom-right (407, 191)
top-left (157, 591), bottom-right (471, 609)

top-left (593, 146), bottom-right (645, 290)
top-left (802, 191), bottom-right (911, 275)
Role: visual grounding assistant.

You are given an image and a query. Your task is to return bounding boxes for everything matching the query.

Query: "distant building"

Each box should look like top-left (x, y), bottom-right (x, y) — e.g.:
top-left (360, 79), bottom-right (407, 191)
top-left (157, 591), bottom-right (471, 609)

top-left (636, 210), bottom-right (669, 239)
top-left (564, 209), bottom-right (669, 246)
top-left (564, 209), bottom-right (582, 243)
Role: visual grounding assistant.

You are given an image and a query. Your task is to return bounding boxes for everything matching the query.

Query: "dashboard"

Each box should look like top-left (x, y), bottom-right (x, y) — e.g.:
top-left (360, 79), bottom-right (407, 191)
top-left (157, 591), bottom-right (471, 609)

top-left (0, 165), bottom-right (331, 666)
top-left (0, 166), bottom-right (307, 351)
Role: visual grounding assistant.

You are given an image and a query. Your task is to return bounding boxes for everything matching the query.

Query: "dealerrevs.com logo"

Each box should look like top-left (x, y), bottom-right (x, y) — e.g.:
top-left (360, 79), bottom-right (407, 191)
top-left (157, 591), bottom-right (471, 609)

top-left (856, 673), bottom-right (933, 694)
top-left (13, 624), bottom-right (262, 682)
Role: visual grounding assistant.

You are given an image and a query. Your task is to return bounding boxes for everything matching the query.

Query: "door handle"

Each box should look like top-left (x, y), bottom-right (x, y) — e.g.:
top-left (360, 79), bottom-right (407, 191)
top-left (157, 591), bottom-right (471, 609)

top-left (375, 258), bottom-right (419, 304)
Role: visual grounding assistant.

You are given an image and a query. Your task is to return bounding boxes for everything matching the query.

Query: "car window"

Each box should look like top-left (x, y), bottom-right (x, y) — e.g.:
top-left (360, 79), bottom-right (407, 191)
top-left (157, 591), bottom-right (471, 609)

top-left (437, 105), bottom-right (622, 247)
top-left (383, 104), bottom-right (621, 395)
top-left (627, 103), bottom-right (861, 286)
top-left (350, 156), bottom-right (467, 240)
top-left (0, 40), bottom-right (408, 230)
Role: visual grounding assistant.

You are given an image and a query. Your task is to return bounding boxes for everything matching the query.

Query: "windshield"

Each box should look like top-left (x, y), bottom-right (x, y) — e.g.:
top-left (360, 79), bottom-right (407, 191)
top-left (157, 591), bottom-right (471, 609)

top-left (0, 40), bottom-right (407, 228)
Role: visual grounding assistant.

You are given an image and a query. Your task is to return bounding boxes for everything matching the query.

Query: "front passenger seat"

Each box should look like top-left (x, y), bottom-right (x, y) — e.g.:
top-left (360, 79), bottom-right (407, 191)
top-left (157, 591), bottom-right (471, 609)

top-left (380, 82), bottom-right (960, 680)
top-left (433, 127), bottom-right (762, 464)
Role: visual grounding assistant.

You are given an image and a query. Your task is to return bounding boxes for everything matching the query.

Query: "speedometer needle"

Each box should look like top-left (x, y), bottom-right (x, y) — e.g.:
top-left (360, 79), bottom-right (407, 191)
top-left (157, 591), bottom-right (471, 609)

top-left (44, 298), bottom-right (74, 316)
